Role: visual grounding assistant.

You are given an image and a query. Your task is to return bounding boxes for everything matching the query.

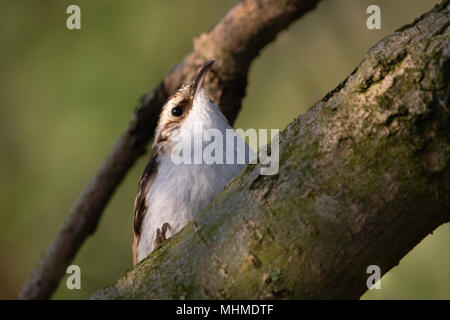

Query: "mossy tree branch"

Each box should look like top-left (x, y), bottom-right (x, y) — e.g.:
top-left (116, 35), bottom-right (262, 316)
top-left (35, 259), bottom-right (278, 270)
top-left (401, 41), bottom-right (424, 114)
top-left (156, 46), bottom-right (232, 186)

top-left (93, 1), bottom-right (450, 299)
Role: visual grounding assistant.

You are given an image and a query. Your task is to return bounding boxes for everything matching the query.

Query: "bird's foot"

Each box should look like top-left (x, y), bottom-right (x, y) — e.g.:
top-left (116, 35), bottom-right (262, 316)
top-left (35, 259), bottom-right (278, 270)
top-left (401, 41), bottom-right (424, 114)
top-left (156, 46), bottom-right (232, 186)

top-left (154, 223), bottom-right (174, 247)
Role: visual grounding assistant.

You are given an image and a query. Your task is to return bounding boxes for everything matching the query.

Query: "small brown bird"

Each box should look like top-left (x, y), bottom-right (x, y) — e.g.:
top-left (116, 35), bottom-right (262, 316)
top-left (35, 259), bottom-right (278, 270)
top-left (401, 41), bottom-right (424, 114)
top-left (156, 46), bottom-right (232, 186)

top-left (132, 61), bottom-right (252, 265)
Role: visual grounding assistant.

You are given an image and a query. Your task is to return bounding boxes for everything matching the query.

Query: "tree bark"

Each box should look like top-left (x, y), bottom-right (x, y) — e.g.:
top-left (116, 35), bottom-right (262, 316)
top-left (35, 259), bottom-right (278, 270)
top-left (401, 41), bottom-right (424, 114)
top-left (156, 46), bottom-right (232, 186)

top-left (19, 0), bottom-right (321, 300)
top-left (92, 1), bottom-right (450, 299)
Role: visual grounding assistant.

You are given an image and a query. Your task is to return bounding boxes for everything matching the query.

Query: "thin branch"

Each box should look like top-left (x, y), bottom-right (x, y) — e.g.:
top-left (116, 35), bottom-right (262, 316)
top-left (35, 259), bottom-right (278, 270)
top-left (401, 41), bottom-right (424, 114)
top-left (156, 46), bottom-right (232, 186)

top-left (19, 0), bottom-right (322, 300)
top-left (92, 1), bottom-right (450, 299)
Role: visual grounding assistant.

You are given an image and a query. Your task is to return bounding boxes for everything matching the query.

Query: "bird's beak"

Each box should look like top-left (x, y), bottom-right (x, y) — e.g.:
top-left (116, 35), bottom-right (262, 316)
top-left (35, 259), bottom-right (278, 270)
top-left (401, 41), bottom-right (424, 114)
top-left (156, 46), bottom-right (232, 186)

top-left (193, 60), bottom-right (215, 97)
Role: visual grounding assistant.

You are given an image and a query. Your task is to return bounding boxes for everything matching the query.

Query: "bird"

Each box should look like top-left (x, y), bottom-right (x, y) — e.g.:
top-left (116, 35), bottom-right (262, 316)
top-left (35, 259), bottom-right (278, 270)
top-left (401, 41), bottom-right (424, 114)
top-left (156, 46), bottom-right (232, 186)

top-left (132, 60), bottom-right (253, 265)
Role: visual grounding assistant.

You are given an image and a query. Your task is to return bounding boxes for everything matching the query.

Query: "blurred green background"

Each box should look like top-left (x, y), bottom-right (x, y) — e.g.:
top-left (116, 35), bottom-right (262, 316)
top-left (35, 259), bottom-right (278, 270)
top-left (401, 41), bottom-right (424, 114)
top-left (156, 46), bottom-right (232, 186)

top-left (0, 0), bottom-right (448, 299)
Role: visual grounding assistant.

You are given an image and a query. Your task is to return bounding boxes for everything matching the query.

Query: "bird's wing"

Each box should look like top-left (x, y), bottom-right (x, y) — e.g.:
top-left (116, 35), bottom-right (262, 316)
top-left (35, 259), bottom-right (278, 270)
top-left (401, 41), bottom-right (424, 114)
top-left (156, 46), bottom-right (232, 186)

top-left (132, 154), bottom-right (158, 265)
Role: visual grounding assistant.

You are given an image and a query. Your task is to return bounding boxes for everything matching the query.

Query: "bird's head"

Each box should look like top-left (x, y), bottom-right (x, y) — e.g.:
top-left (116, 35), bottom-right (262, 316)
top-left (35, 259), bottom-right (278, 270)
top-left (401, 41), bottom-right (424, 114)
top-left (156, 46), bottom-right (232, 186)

top-left (153, 60), bottom-right (228, 156)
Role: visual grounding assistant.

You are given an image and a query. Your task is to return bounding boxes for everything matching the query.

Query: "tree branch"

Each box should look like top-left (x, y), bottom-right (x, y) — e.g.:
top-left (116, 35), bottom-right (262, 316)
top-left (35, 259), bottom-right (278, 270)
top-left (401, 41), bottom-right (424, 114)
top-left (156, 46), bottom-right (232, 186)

top-left (92, 1), bottom-right (450, 299)
top-left (19, 0), bottom-right (322, 300)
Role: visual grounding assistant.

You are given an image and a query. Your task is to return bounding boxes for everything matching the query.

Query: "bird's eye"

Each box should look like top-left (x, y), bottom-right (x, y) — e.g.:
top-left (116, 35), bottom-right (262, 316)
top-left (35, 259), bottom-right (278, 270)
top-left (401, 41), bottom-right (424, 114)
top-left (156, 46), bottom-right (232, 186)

top-left (171, 106), bottom-right (184, 117)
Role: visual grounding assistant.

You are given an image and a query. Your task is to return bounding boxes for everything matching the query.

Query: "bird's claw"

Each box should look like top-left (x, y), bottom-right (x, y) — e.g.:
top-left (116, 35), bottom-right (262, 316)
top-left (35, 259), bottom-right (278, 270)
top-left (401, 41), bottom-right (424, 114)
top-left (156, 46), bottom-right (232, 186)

top-left (154, 222), bottom-right (173, 247)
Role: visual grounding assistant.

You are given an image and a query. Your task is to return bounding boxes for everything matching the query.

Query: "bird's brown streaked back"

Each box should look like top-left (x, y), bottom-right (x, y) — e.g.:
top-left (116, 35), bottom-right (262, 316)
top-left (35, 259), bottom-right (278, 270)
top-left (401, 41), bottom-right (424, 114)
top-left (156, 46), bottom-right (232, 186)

top-left (132, 154), bottom-right (158, 265)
